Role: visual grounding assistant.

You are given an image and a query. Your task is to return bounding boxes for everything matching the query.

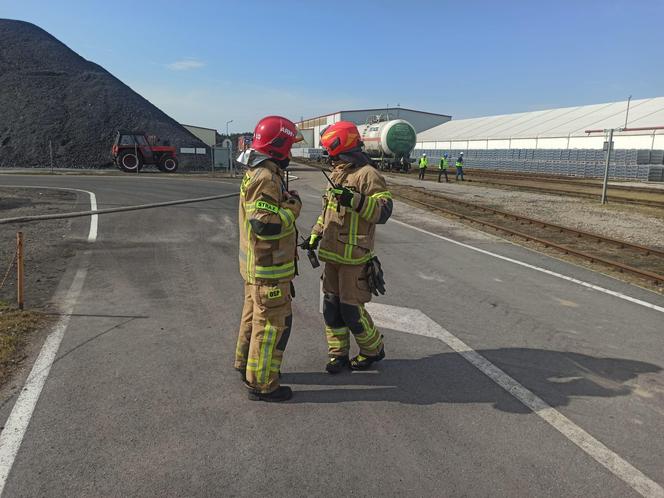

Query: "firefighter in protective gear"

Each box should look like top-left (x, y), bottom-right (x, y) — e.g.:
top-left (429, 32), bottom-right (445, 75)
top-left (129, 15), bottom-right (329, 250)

top-left (418, 153), bottom-right (428, 180)
top-left (305, 121), bottom-right (393, 374)
top-left (236, 115), bottom-right (302, 402)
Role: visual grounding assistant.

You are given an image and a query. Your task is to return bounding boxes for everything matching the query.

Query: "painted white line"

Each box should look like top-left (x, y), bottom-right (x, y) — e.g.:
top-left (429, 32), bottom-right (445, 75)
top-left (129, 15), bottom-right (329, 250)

top-left (0, 185), bottom-right (98, 244)
top-left (390, 218), bottom-right (664, 315)
top-left (0, 189), bottom-right (97, 495)
top-left (87, 190), bottom-right (98, 242)
top-left (0, 267), bottom-right (86, 495)
top-left (366, 302), bottom-right (664, 498)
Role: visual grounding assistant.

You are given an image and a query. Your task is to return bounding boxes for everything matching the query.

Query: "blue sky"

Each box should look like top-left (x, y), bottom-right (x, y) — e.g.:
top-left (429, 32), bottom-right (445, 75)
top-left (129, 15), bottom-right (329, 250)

top-left (3, 0), bottom-right (663, 132)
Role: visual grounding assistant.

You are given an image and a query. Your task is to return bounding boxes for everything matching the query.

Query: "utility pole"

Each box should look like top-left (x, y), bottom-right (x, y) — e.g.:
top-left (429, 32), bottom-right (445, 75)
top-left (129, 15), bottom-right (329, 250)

top-left (226, 120), bottom-right (234, 177)
top-left (49, 140), bottom-right (54, 174)
top-left (624, 95), bottom-right (632, 129)
top-left (16, 232), bottom-right (24, 310)
top-left (601, 128), bottom-right (615, 205)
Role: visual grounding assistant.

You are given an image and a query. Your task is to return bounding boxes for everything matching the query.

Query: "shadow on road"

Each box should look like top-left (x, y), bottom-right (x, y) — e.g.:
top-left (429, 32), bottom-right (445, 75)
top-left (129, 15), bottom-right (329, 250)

top-left (285, 348), bottom-right (661, 413)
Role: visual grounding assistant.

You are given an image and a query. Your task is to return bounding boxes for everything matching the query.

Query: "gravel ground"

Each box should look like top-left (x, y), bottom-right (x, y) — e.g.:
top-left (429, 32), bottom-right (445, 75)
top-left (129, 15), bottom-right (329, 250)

top-left (387, 175), bottom-right (664, 250)
top-left (0, 188), bottom-right (77, 308)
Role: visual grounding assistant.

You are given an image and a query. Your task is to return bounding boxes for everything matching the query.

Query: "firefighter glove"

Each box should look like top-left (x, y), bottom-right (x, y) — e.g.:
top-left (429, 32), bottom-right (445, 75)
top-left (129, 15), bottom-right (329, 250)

top-left (366, 257), bottom-right (386, 296)
top-left (332, 185), bottom-right (355, 208)
top-left (299, 233), bottom-right (320, 251)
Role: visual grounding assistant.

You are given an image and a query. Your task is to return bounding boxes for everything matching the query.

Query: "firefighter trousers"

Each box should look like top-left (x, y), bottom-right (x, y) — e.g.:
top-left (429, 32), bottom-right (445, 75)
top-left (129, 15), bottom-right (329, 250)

top-left (235, 281), bottom-right (292, 393)
top-left (322, 262), bottom-right (383, 358)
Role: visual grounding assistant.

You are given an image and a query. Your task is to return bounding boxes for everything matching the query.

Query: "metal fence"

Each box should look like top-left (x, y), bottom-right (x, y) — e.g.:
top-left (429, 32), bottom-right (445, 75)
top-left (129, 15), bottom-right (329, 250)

top-left (412, 148), bottom-right (664, 181)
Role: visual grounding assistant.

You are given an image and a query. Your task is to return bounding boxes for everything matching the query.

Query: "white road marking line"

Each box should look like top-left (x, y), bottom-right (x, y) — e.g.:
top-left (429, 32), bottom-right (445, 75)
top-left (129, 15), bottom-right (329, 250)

top-left (87, 190), bottom-right (98, 242)
top-left (366, 303), bottom-right (664, 498)
top-left (0, 185), bottom-right (98, 244)
top-left (390, 218), bottom-right (664, 315)
top-left (0, 189), bottom-right (97, 495)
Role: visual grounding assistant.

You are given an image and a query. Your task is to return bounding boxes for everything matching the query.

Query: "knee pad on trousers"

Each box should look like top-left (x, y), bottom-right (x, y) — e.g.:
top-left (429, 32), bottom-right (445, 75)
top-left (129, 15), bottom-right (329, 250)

top-left (323, 294), bottom-right (345, 328)
top-left (339, 303), bottom-right (364, 335)
top-left (276, 314), bottom-right (292, 351)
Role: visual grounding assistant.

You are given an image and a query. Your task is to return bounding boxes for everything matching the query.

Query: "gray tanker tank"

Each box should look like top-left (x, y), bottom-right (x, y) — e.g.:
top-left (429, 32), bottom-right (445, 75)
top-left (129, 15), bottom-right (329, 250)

top-left (357, 119), bottom-right (417, 170)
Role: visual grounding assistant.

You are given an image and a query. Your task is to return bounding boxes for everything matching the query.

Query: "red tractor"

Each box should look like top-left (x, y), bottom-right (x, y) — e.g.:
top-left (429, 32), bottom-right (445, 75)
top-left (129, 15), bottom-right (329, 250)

top-left (111, 130), bottom-right (179, 173)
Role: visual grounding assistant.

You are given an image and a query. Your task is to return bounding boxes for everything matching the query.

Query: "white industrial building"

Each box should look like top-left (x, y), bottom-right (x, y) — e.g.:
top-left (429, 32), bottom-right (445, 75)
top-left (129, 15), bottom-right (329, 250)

top-left (415, 96), bottom-right (664, 152)
top-left (295, 107), bottom-right (450, 148)
top-left (182, 124), bottom-right (217, 147)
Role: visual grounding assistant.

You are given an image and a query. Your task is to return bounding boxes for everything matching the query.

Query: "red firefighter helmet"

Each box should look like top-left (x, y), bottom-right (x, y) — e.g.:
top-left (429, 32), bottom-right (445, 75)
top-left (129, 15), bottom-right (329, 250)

top-left (252, 115), bottom-right (297, 160)
top-left (320, 121), bottom-right (362, 156)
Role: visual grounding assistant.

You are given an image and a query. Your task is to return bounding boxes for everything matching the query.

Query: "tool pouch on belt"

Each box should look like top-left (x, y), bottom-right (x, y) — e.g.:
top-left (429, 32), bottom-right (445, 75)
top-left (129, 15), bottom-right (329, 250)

top-left (366, 256), bottom-right (386, 296)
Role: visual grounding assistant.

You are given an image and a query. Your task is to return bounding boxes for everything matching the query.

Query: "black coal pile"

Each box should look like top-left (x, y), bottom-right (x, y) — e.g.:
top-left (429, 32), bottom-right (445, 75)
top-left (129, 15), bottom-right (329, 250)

top-left (0, 19), bottom-right (208, 169)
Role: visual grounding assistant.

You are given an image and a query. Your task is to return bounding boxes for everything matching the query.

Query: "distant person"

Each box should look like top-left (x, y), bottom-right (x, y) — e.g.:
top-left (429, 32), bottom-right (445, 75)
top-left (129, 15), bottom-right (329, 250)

top-left (438, 153), bottom-right (449, 182)
top-left (455, 152), bottom-right (465, 181)
top-left (418, 153), bottom-right (428, 180)
top-left (235, 115), bottom-right (301, 402)
top-left (401, 156), bottom-right (410, 173)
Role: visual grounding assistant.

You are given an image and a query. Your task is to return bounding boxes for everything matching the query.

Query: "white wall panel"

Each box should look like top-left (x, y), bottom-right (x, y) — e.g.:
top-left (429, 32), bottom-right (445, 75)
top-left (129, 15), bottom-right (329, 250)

top-left (613, 135), bottom-right (656, 149)
top-left (467, 140), bottom-right (488, 150)
top-left (537, 137), bottom-right (569, 149)
top-left (568, 136), bottom-right (605, 149)
top-left (489, 139), bottom-right (511, 149)
top-left (510, 138), bottom-right (537, 148)
top-left (653, 135), bottom-right (664, 150)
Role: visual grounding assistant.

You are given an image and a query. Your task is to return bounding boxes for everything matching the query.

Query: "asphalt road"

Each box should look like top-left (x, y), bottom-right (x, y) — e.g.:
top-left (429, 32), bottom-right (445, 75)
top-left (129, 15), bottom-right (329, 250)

top-left (0, 169), bottom-right (663, 497)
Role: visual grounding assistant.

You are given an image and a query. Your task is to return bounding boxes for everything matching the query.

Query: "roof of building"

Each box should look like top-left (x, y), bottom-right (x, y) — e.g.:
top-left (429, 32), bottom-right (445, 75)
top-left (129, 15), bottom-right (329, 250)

top-left (296, 107), bottom-right (451, 123)
top-left (182, 124), bottom-right (218, 132)
top-left (417, 96), bottom-right (664, 141)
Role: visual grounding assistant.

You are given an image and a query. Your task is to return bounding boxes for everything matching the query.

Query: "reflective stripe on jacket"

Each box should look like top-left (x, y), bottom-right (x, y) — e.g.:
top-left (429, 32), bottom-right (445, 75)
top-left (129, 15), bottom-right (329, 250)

top-left (312, 163), bottom-right (392, 266)
top-left (238, 160), bottom-right (300, 284)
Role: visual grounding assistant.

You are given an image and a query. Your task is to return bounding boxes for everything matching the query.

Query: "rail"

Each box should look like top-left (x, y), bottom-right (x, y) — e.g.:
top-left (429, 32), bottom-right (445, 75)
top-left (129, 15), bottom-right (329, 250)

top-left (392, 187), bottom-right (664, 286)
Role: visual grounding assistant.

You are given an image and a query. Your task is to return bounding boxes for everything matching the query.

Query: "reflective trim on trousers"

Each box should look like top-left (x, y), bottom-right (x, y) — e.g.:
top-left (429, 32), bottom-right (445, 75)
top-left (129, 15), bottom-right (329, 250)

top-left (245, 320), bottom-right (277, 385)
top-left (319, 248), bottom-right (374, 265)
top-left (355, 305), bottom-right (382, 352)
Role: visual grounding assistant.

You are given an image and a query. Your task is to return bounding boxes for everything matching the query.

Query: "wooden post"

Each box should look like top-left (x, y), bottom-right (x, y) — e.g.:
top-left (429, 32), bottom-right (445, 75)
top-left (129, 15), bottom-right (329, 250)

top-left (16, 232), bottom-right (24, 310)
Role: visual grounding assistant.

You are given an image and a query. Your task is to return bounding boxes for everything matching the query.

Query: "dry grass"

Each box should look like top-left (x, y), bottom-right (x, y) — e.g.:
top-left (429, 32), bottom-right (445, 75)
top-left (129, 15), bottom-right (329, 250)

top-left (0, 301), bottom-right (50, 385)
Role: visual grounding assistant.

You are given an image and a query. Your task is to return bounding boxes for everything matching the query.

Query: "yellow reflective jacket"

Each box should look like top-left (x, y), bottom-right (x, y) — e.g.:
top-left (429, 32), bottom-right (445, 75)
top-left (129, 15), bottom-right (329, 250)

top-left (239, 160), bottom-right (301, 284)
top-left (311, 162), bottom-right (392, 265)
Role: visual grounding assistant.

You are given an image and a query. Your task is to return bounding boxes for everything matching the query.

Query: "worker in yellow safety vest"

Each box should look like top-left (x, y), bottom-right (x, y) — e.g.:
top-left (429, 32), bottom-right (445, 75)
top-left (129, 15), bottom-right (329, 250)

top-left (438, 153), bottom-right (449, 182)
top-left (455, 152), bottom-right (465, 181)
top-left (418, 153), bottom-right (428, 180)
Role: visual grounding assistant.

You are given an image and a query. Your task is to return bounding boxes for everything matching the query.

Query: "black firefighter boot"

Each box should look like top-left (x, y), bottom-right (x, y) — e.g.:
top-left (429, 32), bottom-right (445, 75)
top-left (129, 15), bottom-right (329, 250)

top-left (248, 386), bottom-right (293, 402)
top-left (350, 345), bottom-right (386, 370)
top-left (325, 355), bottom-right (350, 374)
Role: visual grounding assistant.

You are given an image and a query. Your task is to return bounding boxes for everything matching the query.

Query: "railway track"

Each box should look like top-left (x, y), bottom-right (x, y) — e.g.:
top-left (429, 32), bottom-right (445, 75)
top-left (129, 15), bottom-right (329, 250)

top-left (391, 169), bottom-right (664, 209)
top-left (463, 169), bottom-right (663, 194)
top-left (390, 185), bottom-right (664, 288)
top-left (467, 179), bottom-right (664, 208)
